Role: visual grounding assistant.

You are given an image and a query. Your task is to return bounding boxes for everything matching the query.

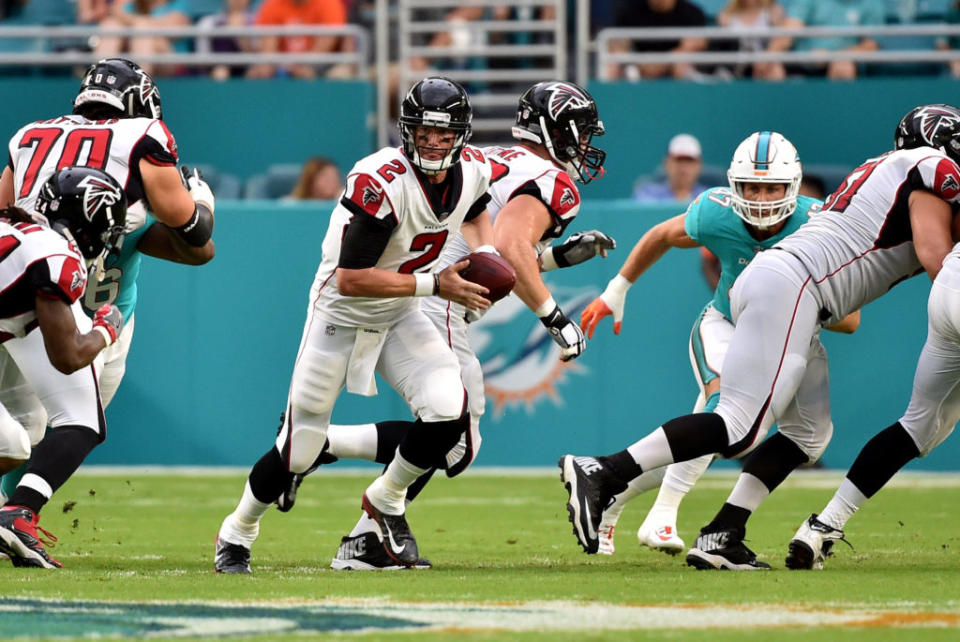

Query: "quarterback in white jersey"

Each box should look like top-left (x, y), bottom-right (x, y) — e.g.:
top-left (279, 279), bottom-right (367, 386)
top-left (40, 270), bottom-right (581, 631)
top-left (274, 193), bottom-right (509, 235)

top-left (0, 167), bottom-right (126, 569)
top-left (560, 103), bottom-right (960, 570)
top-left (216, 78), bottom-right (495, 574)
top-left (787, 105), bottom-right (960, 571)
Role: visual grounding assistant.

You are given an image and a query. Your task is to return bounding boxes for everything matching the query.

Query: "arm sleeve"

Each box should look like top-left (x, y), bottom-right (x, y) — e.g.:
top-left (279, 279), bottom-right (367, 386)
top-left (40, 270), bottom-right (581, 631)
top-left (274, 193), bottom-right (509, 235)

top-left (465, 193), bottom-right (491, 222)
top-left (338, 213), bottom-right (395, 269)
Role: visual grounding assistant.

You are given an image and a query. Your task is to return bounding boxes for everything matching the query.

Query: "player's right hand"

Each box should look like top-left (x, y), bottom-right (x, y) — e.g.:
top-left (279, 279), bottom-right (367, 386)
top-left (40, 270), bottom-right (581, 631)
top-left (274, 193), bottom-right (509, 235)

top-left (181, 166), bottom-right (215, 213)
top-left (440, 259), bottom-right (490, 311)
top-left (580, 275), bottom-right (629, 338)
top-left (92, 304), bottom-right (123, 345)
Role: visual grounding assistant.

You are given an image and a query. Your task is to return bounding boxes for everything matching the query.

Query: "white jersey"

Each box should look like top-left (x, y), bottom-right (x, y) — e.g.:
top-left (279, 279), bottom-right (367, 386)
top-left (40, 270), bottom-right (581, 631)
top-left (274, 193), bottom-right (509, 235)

top-left (776, 147), bottom-right (960, 323)
top-left (0, 220), bottom-right (86, 341)
top-left (435, 143), bottom-right (582, 270)
top-left (7, 114), bottom-right (179, 234)
top-left (311, 145), bottom-right (494, 327)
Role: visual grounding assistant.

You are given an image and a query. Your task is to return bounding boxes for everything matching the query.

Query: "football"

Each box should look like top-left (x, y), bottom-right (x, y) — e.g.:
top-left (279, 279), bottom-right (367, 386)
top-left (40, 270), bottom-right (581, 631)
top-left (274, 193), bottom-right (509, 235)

top-left (458, 251), bottom-right (517, 303)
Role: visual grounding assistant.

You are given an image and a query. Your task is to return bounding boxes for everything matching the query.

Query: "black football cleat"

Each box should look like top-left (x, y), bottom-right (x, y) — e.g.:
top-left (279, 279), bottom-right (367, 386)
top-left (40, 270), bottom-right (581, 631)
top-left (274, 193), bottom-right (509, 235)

top-left (0, 505), bottom-right (62, 569)
top-left (214, 536), bottom-right (251, 574)
top-left (361, 493), bottom-right (419, 567)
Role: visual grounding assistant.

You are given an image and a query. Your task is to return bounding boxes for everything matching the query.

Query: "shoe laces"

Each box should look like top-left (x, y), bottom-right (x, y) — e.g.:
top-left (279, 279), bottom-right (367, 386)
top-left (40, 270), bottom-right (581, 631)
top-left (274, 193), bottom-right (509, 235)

top-left (14, 509), bottom-right (58, 548)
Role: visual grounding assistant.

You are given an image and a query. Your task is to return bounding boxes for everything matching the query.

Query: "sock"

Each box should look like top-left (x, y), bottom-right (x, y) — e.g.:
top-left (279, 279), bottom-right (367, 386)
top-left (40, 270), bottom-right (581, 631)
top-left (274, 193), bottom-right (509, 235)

top-left (643, 454), bottom-right (714, 526)
top-left (366, 449), bottom-right (428, 515)
top-left (703, 503), bottom-right (752, 533)
top-left (325, 422), bottom-right (379, 461)
top-left (818, 478), bottom-right (868, 530)
top-left (248, 446), bottom-right (294, 504)
top-left (603, 466), bottom-right (666, 524)
top-left (348, 511), bottom-right (379, 538)
top-left (846, 422), bottom-right (920, 498)
top-left (220, 480), bottom-right (268, 547)
top-left (11, 425), bottom-right (100, 512)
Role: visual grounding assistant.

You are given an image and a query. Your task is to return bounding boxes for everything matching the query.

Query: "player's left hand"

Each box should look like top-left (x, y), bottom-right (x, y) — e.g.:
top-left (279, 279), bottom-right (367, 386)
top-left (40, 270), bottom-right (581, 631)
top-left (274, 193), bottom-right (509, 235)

top-left (551, 230), bottom-right (616, 268)
top-left (180, 166), bottom-right (215, 213)
top-left (580, 274), bottom-right (631, 338)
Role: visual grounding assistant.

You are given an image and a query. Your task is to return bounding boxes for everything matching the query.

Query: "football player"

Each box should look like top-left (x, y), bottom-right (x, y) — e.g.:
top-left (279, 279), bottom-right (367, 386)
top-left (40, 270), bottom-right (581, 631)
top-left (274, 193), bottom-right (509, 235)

top-left (0, 167), bottom-right (126, 568)
top-left (215, 77), bottom-right (496, 574)
top-left (0, 57), bottom-right (215, 502)
top-left (786, 105), bottom-right (960, 570)
top-left (580, 132), bottom-right (859, 559)
top-left (561, 104), bottom-right (960, 570)
top-left (270, 81), bottom-right (615, 571)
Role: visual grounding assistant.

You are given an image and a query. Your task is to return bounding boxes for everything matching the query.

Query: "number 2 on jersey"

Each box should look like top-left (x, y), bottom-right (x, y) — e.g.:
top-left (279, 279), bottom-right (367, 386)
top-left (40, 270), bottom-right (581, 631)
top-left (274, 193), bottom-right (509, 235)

top-left (17, 127), bottom-right (112, 197)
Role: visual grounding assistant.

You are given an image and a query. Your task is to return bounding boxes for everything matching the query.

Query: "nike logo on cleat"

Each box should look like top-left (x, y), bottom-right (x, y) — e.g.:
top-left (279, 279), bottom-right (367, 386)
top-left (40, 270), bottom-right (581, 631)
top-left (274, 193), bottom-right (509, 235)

top-left (383, 524), bottom-right (406, 555)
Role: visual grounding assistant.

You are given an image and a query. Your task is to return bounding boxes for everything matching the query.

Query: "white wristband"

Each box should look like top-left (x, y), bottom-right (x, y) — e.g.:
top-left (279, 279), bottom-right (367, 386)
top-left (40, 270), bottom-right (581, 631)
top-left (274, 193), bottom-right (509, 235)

top-left (534, 295), bottom-right (557, 318)
top-left (92, 325), bottom-right (114, 346)
top-left (475, 244), bottom-right (499, 255)
top-left (414, 272), bottom-right (435, 297)
top-left (539, 247), bottom-right (560, 272)
top-left (606, 273), bottom-right (633, 297)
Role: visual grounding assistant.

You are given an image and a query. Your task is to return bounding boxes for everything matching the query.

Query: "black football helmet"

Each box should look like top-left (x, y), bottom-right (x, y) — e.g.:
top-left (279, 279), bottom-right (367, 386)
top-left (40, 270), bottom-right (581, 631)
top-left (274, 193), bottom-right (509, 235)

top-left (73, 58), bottom-right (162, 120)
top-left (34, 167), bottom-right (127, 280)
top-left (399, 77), bottom-right (472, 175)
top-left (512, 81), bottom-right (605, 183)
top-left (895, 103), bottom-right (960, 163)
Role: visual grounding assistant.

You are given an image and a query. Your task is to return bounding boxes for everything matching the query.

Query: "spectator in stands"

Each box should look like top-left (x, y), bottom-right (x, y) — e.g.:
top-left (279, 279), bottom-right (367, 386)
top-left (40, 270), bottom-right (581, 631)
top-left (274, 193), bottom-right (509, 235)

top-left (606, 0), bottom-right (708, 80)
top-left (288, 157), bottom-right (342, 200)
top-left (633, 134), bottom-right (708, 204)
top-left (246, 0), bottom-right (347, 79)
top-left (774, 0), bottom-right (885, 80)
top-left (937, 2), bottom-right (960, 77)
top-left (715, 0), bottom-right (788, 80)
top-left (197, 0), bottom-right (256, 80)
top-left (93, 0), bottom-right (191, 77)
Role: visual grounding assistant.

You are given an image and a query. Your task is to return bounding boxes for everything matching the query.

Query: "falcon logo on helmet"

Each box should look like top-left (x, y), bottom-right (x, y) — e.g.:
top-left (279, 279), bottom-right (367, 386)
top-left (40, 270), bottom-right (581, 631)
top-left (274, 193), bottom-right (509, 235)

top-left (547, 84), bottom-right (591, 122)
top-left (919, 106), bottom-right (960, 145)
top-left (78, 175), bottom-right (123, 224)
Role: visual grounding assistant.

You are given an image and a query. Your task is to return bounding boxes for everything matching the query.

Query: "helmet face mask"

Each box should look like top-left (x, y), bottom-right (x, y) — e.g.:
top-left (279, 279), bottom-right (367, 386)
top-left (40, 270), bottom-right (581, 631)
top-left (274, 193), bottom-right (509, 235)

top-left (399, 77), bottom-right (472, 175)
top-left (727, 131), bottom-right (801, 229)
top-left (895, 104), bottom-right (960, 164)
top-left (34, 167), bottom-right (127, 281)
top-left (73, 58), bottom-right (162, 120)
top-left (512, 81), bottom-right (606, 183)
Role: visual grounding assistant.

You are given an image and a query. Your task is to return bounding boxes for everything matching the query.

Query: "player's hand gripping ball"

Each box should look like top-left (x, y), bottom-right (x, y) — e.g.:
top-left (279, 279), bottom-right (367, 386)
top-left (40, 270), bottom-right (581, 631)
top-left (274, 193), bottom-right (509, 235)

top-left (458, 252), bottom-right (517, 303)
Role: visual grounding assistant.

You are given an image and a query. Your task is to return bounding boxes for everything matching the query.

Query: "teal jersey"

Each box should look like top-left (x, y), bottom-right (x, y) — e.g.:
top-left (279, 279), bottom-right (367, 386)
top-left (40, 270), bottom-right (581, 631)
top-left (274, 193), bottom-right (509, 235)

top-left (684, 187), bottom-right (822, 319)
top-left (80, 216), bottom-right (152, 321)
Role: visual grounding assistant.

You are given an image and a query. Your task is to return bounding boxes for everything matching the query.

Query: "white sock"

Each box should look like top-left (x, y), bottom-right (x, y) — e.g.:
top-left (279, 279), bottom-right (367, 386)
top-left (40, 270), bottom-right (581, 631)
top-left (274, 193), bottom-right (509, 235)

top-left (19, 473), bottom-right (52, 500)
top-left (626, 427), bottom-right (674, 472)
top-left (348, 511), bottom-right (379, 538)
top-left (725, 472), bottom-right (769, 513)
top-left (603, 467), bottom-right (666, 524)
top-left (219, 480), bottom-right (269, 547)
top-left (818, 478), bottom-right (868, 530)
top-left (645, 454), bottom-right (713, 524)
top-left (326, 423), bottom-right (379, 461)
top-left (365, 450), bottom-right (427, 515)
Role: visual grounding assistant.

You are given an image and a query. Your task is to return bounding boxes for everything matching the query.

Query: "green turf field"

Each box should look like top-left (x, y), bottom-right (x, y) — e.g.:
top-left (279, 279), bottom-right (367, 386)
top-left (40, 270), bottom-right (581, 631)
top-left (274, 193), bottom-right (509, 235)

top-left (2, 469), bottom-right (959, 641)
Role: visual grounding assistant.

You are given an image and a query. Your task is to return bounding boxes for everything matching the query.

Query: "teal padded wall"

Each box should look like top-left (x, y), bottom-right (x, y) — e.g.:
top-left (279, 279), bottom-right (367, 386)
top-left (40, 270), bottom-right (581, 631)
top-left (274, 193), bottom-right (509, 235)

top-left (91, 200), bottom-right (949, 471)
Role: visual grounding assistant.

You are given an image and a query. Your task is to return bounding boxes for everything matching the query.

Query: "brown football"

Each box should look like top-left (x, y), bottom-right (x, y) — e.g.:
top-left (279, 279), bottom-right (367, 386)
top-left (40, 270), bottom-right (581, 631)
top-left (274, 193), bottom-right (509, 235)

top-left (458, 251), bottom-right (517, 302)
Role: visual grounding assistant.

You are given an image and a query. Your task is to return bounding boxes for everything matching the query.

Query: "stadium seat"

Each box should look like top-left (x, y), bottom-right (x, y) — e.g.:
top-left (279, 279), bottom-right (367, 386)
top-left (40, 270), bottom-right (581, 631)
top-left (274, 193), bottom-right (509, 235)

top-left (242, 163), bottom-right (302, 199)
top-left (195, 164), bottom-right (243, 200)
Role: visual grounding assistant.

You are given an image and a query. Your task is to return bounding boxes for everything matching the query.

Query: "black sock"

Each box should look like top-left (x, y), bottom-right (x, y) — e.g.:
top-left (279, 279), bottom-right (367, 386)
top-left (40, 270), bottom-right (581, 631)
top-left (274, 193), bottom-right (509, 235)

top-left (248, 447), bottom-right (293, 504)
top-left (663, 413), bottom-right (728, 462)
top-left (703, 504), bottom-right (752, 533)
top-left (9, 425), bottom-right (100, 513)
top-left (741, 432), bottom-right (809, 491)
top-left (601, 451), bottom-right (642, 483)
top-left (406, 467), bottom-right (436, 503)
top-left (847, 422), bottom-right (920, 498)
top-left (374, 420), bottom-right (413, 464)
top-left (398, 415), bottom-right (468, 470)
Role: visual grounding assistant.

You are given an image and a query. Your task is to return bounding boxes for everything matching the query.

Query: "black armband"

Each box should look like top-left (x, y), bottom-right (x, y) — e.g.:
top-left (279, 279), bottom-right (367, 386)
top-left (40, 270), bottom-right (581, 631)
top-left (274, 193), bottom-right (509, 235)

top-left (173, 203), bottom-right (214, 247)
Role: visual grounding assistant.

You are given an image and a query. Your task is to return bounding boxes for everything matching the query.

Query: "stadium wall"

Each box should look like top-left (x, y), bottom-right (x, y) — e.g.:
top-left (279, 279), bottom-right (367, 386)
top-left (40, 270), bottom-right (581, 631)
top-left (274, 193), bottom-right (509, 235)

top-left (93, 200), bottom-right (947, 471)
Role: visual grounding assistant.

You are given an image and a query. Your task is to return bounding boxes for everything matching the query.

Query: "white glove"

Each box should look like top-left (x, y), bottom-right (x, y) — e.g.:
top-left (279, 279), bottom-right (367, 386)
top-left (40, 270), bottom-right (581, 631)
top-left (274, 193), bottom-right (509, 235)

top-left (181, 166), bottom-right (215, 213)
top-left (580, 274), bottom-right (631, 338)
top-left (540, 230), bottom-right (616, 271)
top-left (537, 297), bottom-right (585, 362)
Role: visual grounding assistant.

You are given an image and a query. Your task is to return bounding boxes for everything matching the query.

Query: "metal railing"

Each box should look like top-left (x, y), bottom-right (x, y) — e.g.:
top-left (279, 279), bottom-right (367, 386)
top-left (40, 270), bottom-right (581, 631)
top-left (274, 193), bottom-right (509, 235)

top-left (596, 24), bottom-right (960, 80)
top-left (0, 25), bottom-right (370, 73)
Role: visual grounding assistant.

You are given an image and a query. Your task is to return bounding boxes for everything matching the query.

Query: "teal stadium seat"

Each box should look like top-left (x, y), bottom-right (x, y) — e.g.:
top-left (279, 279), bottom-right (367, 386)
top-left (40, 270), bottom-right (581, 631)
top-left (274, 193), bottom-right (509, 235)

top-left (242, 163), bottom-right (302, 200)
top-left (194, 164), bottom-right (243, 200)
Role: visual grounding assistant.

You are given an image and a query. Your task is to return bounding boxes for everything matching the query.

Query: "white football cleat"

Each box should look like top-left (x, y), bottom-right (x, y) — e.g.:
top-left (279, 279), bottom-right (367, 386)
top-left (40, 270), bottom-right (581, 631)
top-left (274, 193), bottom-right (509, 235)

top-left (597, 514), bottom-right (621, 555)
top-left (637, 521), bottom-right (685, 555)
top-left (785, 513), bottom-right (850, 570)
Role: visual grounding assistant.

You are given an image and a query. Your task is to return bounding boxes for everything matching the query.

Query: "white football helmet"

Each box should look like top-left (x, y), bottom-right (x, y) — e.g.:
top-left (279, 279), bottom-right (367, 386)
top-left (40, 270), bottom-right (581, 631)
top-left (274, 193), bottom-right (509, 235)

top-left (727, 131), bottom-right (802, 229)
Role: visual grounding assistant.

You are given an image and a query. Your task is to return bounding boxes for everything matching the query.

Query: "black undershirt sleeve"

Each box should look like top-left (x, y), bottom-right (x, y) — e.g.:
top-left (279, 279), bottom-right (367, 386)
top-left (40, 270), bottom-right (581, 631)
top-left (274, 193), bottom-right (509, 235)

top-left (465, 193), bottom-right (491, 222)
top-left (338, 213), bottom-right (396, 269)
